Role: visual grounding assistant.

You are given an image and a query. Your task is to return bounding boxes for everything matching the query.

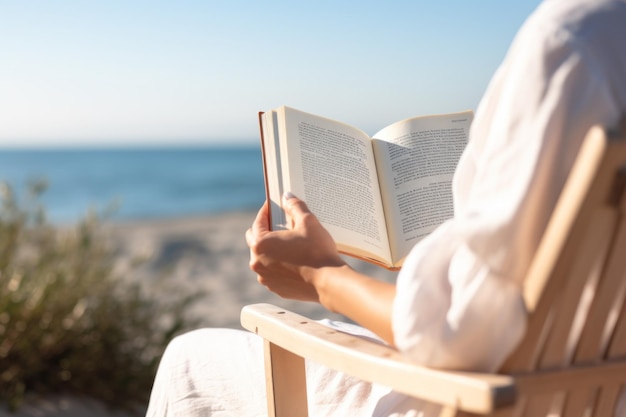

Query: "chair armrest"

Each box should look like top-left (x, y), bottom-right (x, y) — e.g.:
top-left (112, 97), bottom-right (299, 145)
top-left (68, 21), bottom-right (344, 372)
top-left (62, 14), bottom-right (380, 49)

top-left (240, 303), bottom-right (516, 414)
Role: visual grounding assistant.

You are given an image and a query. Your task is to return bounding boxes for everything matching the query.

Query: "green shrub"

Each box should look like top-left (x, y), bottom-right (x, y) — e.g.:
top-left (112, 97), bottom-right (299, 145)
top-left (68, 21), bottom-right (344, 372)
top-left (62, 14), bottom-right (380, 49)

top-left (0, 180), bottom-right (199, 413)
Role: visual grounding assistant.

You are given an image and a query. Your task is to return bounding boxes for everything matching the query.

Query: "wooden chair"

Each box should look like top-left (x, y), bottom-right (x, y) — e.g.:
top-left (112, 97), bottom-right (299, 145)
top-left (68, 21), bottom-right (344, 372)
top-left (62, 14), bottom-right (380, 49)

top-left (241, 118), bottom-right (626, 417)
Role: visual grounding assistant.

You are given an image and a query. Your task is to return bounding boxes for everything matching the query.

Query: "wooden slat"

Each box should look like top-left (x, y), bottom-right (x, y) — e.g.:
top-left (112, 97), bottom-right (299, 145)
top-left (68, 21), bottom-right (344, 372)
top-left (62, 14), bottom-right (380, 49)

top-left (607, 296), bottom-right (626, 358)
top-left (242, 303), bottom-right (516, 414)
top-left (538, 209), bottom-right (617, 368)
top-left (561, 387), bottom-right (595, 417)
top-left (510, 358), bottom-right (626, 416)
top-left (513, 360), bottom-right (626, 394)
top-left (520, 393), bottom-right (553, 417)
top-left (565, 125), bottom-right (626, 417)
top-left (507, 125), bottom-right (626, 374)
top-left (264, 340), bottom-right (309, 417)
top-left (575, 218), bottom-right (626, 363)
top-left (502, 126), bottom-right (623, 373)
top-left (501, 309), bottom-right (556, 373)
top-left (591, 385), bottom-right (621, 417)
top-left (605, 214), bottom-right (626, 359)
top-left (522, 125), bottom-right (622, 314)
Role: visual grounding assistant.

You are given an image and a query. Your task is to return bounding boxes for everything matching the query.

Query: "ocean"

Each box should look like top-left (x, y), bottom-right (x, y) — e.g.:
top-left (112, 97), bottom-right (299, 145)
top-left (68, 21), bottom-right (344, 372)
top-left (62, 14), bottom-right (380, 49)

top-left (0, 146), bottom-right (266, 224)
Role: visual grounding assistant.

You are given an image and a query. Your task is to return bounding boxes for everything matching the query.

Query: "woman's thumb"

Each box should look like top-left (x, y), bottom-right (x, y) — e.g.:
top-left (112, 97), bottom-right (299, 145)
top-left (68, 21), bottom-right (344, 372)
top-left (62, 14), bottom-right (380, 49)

top-left (282, 192), bottom-right (311, 227)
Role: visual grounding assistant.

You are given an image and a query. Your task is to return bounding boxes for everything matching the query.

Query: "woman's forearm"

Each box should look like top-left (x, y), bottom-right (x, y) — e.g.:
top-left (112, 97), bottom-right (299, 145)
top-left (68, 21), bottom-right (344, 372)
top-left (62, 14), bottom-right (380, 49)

top-left (310, 264), bottom-right (396, 345)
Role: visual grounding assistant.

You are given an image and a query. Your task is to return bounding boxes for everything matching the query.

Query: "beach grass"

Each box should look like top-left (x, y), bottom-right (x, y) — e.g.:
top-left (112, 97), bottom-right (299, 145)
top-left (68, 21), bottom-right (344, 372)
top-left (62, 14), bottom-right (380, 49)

top-left (0, 180), bottom-right (199, 413)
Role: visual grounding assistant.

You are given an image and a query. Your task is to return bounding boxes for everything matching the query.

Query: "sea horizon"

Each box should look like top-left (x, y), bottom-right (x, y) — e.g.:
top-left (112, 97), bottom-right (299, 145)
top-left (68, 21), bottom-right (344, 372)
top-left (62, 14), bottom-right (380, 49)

top-left (0, 145), bottom-right (266, 225)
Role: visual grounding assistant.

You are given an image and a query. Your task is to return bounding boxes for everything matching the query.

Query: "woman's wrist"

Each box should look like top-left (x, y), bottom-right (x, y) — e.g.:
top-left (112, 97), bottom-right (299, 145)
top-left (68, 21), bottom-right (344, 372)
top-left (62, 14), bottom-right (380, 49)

top-left (307, 263), bottom-right (396, 344)
top-left (306, 263), bottom-right (352, 313)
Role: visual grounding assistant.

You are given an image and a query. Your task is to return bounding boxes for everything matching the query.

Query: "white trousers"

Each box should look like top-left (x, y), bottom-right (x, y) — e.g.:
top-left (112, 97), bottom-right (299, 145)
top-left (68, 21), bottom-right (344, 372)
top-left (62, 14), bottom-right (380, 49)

top-left (145, 327), bottom-right (441, 417)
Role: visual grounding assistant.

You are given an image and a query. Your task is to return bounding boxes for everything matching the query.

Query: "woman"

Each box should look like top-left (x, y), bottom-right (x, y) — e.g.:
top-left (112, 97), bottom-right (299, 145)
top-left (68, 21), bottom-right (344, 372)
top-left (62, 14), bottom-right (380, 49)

top-left (147, 0), bottom-right (626, 415)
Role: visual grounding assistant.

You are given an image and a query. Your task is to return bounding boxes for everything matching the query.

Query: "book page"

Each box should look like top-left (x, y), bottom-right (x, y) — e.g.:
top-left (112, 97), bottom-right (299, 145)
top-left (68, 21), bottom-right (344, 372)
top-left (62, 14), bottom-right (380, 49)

top-left (277, 106), bottom-right (392, 265)
top-left (372, 111), bottom-right (473, 265)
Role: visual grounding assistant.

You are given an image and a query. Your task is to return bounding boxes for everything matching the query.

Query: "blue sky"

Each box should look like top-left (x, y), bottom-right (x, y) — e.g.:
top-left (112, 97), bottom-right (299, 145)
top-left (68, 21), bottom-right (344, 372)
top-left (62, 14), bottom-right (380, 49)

top-left (0, 1), bottom-right (542, 147)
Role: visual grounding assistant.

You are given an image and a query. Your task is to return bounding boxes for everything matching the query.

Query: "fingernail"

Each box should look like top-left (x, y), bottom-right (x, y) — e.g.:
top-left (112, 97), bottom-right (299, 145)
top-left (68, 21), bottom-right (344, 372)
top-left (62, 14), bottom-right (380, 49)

top-left (283, 191), bottom-right (296, 201)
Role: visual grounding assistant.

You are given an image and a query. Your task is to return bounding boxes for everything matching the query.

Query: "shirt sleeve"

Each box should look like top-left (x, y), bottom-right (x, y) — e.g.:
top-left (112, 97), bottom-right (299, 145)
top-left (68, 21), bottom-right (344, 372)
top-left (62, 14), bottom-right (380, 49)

top-left (392, 3), bottom-right (622, 372)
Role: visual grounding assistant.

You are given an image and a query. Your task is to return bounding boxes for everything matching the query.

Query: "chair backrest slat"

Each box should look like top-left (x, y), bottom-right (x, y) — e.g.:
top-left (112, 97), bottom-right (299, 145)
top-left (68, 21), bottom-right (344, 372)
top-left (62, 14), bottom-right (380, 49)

top-left (520, 394), bottom-right (555, 417)
top-left (607, 294), bottom-right (626, 358)
top-left (574, 216), bottom-right (626, 363)
top-left (561, 388), bottom-right (595, 417)
top-left (603, 189), bottom-right (626, 362)
top-left (537, 209), bottom-right (618, 369)
top-left (591, 385), bottom-right (622, 417)
top-left (502, 120), bottom-right (626, 373)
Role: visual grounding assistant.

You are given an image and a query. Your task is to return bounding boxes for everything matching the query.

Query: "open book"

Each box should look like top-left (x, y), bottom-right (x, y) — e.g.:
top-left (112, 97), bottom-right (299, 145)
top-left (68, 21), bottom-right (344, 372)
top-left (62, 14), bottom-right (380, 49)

top-left (259, 106), bottom-right (473, 270)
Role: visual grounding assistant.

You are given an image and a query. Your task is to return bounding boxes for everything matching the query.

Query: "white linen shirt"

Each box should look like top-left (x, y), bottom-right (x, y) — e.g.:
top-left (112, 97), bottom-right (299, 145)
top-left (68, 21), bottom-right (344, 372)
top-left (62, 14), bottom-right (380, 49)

top-left (393, 0), bottom-right (626, 371)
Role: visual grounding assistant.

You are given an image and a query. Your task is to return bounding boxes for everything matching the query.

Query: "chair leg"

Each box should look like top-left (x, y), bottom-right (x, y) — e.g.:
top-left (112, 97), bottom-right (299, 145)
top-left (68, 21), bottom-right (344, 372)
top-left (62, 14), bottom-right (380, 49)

top-left (264, 339), bottom-right (309, 417)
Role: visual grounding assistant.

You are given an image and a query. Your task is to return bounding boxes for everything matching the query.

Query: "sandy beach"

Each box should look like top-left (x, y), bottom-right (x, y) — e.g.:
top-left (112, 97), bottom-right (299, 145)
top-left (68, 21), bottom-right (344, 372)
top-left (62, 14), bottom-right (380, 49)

top-left (4, 210), bottom-right (399, 417)
top-left (107, 210), bottom-right (398, 329)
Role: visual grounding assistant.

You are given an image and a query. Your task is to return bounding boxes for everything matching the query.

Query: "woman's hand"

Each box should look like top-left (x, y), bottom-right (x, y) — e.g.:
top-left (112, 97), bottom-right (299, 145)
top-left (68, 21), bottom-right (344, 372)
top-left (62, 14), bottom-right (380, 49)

top-left (246, 192), bottom-right (396, 344)
top-left (245, 193), bottom-right (345, 303)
